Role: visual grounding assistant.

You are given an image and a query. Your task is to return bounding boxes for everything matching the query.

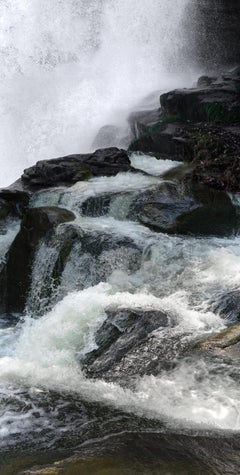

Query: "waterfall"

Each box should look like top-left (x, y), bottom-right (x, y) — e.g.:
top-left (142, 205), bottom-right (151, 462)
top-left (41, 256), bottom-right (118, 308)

top-left (0, 0), bottom-right (193, 188)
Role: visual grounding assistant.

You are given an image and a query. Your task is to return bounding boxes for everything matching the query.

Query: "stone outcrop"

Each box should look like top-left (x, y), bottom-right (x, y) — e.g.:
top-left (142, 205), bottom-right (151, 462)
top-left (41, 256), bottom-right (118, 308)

top-left (129, 67), bottom-right (240, 192)
top-left (21, 147), bottom-right (131, 190)
top-left (128, 182), bottom-right (238, 237)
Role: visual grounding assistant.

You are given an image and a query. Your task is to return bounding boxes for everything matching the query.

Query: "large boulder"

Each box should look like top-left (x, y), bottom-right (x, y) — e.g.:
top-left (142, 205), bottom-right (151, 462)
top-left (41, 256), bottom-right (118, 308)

top-left (128, 68), bottom-right (240, 192)
top-left (81, 308), bottom-right (188, 382)
top-left (21, 148), bottom-right (131, 190)
top-left (130, 183), bottom-right (238, 237)
top-left (0, 207), bottom-right (75, 314)
top-left (160, 83), bottom-right (240, 125)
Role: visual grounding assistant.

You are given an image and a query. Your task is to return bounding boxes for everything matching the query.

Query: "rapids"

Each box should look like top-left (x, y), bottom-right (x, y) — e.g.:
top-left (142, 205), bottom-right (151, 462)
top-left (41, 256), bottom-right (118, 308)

top-left (0, 156), bottom-right (240, 473)
top-left (0, 1), bottom-right (240, 474)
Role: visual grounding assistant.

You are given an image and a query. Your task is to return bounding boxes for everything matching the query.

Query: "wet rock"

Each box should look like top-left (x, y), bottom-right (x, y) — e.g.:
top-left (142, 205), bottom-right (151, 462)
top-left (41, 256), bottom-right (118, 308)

top-left (128, 108), bottom-right (161, 138)
top-left (199, 322), bottom-right (240, 358)
top-left (129, 122), bottom-right (190, 160)
top-left (185, 124), bottom-right (240, 192)
top-left (26, 223), bottom-right (142, 316)
top-left (197, 76), bottom-right (217, 88)
top-left (0, 198), bottom-right (11, 220)
top-left (128, 68), bottom-right (240, 192)
top-left (81, 194), bottom-right (113, 217)
top-left (81, 308), bottom-right (186, 381)
top-left (160, 84), bottom-right (240, 125)
top-left (0, 184), bottom-right (31, 222)
top-left (21, 148), bottom-right (131, 190)
top-left (210, 289), bottom-right (240, 323)
top-left (0, 207), bottom-right (75, 314)
top-left (131, 182), bottom-right (238, 237)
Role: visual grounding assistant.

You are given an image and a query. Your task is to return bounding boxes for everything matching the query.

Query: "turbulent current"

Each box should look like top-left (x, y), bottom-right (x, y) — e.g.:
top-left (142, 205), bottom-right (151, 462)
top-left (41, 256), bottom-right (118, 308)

top-left (0, 154), bottom-right (240, 474)
top-left (1, 1), bottom-right (240, 474)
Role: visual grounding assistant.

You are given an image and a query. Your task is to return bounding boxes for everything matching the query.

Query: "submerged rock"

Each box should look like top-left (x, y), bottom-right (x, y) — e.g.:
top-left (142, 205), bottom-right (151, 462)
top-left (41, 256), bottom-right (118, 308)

top-left (21, 147), bottom-right (131, 190)
top-left (0, 207), bottom-right (75, 314)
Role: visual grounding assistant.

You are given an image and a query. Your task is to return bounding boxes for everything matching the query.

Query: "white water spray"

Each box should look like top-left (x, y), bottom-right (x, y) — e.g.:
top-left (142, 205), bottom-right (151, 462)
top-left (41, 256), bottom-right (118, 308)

top-left (0, 0), bottom-right (193, 187)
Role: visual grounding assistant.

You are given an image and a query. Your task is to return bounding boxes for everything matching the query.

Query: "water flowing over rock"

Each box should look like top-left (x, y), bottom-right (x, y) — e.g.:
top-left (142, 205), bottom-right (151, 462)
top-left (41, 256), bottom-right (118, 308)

top-left (0, 207), bottom-right (75, 314)
top-left (0, 2), bottom-right (240, 472)
top-left (81, 308), bottom-right (177, 381)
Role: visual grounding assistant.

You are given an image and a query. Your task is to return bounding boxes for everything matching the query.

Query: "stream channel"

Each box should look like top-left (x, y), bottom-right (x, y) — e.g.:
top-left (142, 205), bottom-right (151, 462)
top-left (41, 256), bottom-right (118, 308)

top-left (0, 154), bottom-right (240, 474)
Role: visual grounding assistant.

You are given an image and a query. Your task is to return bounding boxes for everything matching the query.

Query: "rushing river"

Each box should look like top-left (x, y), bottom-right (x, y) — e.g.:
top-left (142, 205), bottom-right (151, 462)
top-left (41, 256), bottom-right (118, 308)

top-left (0, 1), bottom-right (239, 474)
top-left (0, 155), bottom-right (240, 474)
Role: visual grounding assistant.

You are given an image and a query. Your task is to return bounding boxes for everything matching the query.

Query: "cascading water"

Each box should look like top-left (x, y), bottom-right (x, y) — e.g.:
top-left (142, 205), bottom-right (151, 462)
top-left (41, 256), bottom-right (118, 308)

top-left (0, 153), bottom-right (240, 473)
top-left (0, 0), bottom-right (194, 188)
top-left (1, 2), bottom-right (240, 474)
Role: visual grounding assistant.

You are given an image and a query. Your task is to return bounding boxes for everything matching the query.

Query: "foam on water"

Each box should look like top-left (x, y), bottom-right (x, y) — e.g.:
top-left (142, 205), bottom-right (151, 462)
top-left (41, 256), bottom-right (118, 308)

top-left (0, 283), bottom-right (239, 433)
top-left (0, 0), bottom-right (194, 187)
top-left (130, 153), bottom-right (183, 176)
top-left (1, 159), bottom-right (240, 442)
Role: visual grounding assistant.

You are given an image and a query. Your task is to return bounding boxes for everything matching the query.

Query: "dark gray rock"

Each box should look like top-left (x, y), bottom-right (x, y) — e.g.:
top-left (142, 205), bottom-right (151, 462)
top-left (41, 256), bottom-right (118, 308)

top-left (160, 84), bottom-right (240, 125)
top-left (0, 206), bottom-right (75, 314)
top-left (24, 222), bottom-right (142, 316)
top-left (0, 188), bottom-right (31, 218)
top-left (128, 122), bottom-right (190, 160)
top-left (81, 308), bottom-right (174, 380)
top-left (130, 182), bottom-right (238, 237)
top-left (210, 289), bottom-right (240, 323)
top-left (21, 148), bottom-right (131, 190)
top-left (128, 108), bottom-right (161, 138)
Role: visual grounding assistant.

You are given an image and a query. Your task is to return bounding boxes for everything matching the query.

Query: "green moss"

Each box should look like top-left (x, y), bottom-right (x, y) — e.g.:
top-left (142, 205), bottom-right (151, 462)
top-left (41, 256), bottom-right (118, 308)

top-left (204, 102), bottom-right (240, 123)
top-left (204, 103), bottom-right (225, 122)
top-left (128, 132), bottom-right (151, 151)
top-left (74, 167), bottom-right (92, 181)
top-left (161, 113), bottom-right (182, 123)
top-left (147, 122), bottom-right (160, 133)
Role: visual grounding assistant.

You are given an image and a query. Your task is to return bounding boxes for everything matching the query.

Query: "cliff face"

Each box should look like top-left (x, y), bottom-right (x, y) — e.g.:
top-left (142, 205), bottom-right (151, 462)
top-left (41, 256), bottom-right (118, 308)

top-left (186, 0), bottom-right (240, 69)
